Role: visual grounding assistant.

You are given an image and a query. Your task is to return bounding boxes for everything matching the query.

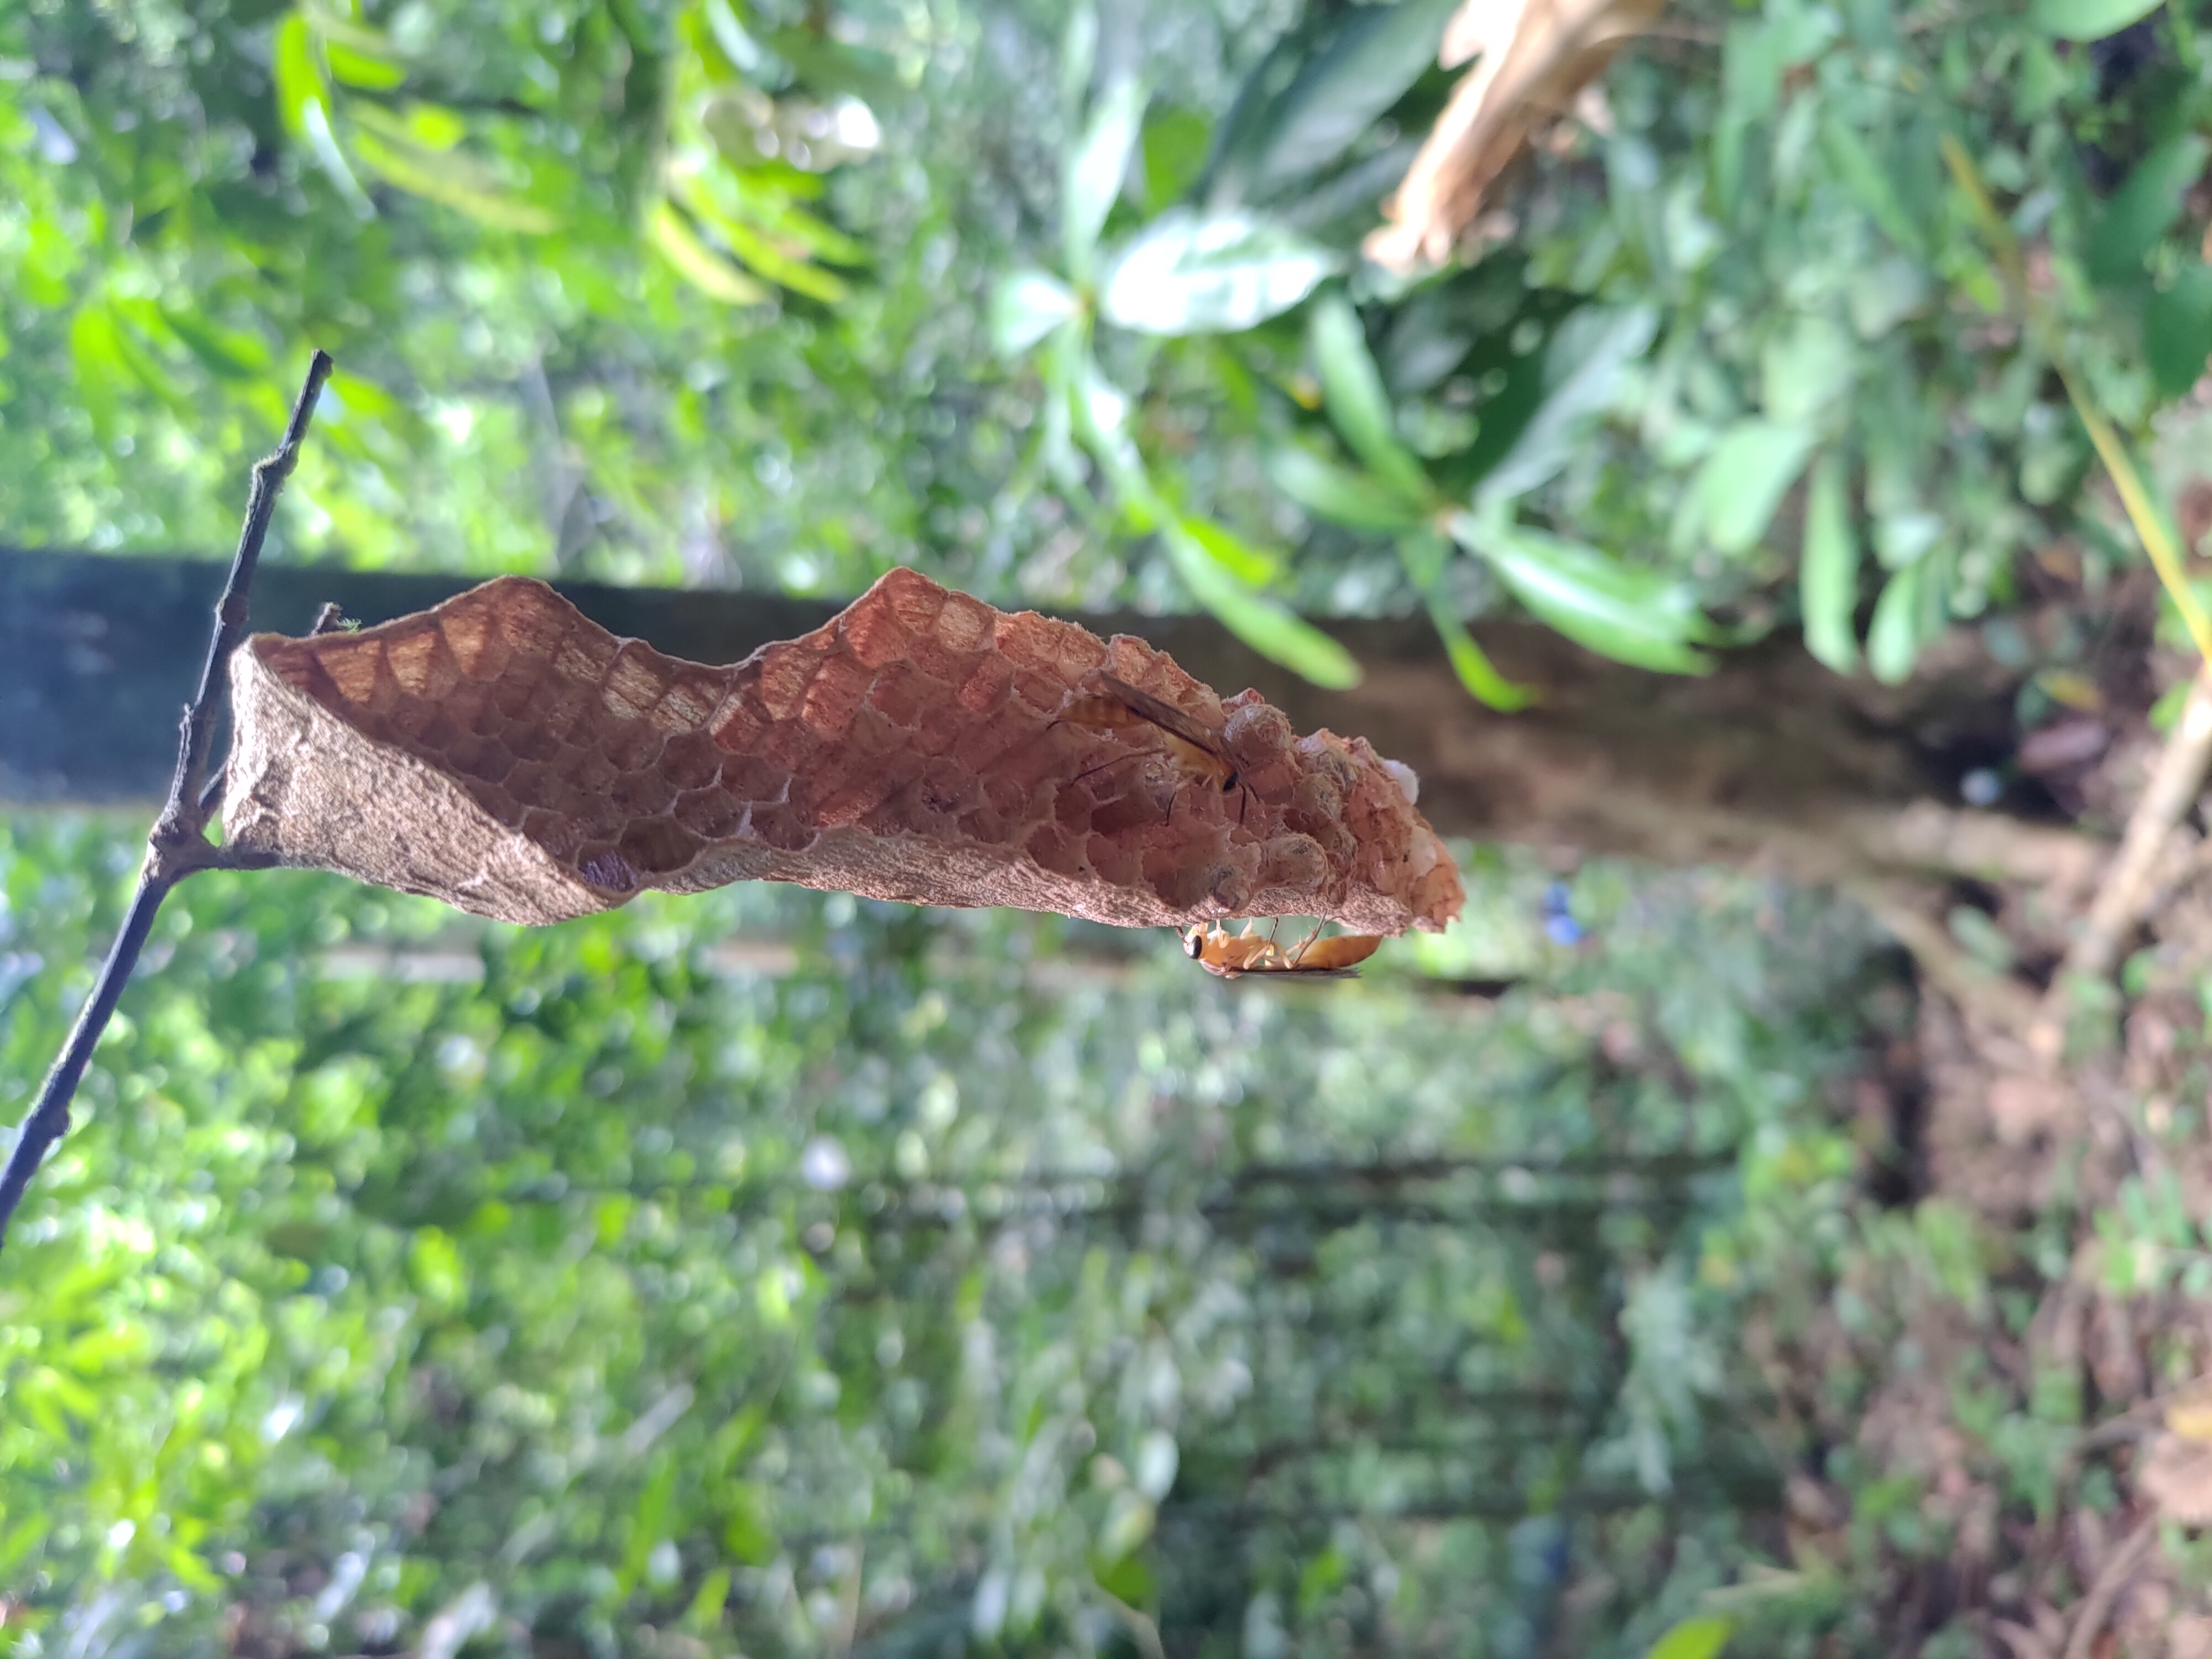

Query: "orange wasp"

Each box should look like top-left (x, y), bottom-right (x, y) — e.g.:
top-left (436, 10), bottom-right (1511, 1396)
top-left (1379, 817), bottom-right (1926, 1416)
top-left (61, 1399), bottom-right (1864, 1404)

top-left (1181, 921), bottom-right (1383, 979)
top-left (1052, 671), bottom-right (1250, 822)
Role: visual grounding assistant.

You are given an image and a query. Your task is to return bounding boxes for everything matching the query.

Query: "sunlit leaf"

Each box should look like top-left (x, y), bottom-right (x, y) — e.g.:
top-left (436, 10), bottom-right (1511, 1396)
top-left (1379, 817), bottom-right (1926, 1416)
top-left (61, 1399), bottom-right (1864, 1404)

top-left (325, 39), bottom-right (406, 91)
top-left (350, 128), bottom-right (557, 233)
top-left (1646, 1616), bottom-right (1733, 1659)
top-left (1065, 79), bottom-right (1147, 278)
top-left (1099, 209), bottom-right (1339, 335)
top-left (1265, 441), bottom-right (1426, 531)
top-left (272, 13), bottom-right (326, 140)
top-left (1800, 452), bottom-right (1861, 674)
top-left (1310, 293), bottom-right (1428, 499)
top-left (1174, 513), bottom-right (1282, 585)
top-left (992, 269), bottom-right (1082, 357)
top-left (349, 98), bottom-right (467, 154)
top-left (649, 201), bottom-right (771, 304)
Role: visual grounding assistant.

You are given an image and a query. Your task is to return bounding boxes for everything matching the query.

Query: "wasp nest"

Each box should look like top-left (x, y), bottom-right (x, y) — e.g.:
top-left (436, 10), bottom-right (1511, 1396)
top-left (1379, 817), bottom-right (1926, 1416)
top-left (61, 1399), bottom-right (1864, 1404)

top-left (221, 571), bottom-right (1464, 933)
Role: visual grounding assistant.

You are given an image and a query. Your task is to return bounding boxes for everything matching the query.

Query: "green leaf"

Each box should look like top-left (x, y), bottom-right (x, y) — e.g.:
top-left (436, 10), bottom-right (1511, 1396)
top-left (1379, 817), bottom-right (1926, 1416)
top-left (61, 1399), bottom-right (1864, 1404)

top-left (1647, 1616), bottom-right (1734, 1659)
top-left (991, 269), bottom-right (1081, 357)
top-left (1866, 561), bottom-right (1927, 684)
top-left (1476, 305), bottom-right (1659, 505)
top-left (325, 38), bottom-right (407, 91)
top-left (1265, 442), bottom-right (1425, 531)
top-left (1141, 106), bottom-right (1212, 213)
top-left (408, 1226), bottom-right (467, 1311)
top-left (1820, 119), bottom-right (1924, 258)
top-left (351, 128), bottom-right (559, 233)
top-left (1427, 594), bottom-right (1536, 711)
top-left (1099, 210), bottom-right (1340, 336)
top-left (1761, 315), bottom-right (1857, 425)
top-left (1162, 521), bottom-right (1363, 688)
top-left (1065, 79), bottom-right (1147, 279)
top-left (272, 13), bottom-right (325, 140)
top-left (2086, 135), bottom-right (2209, 286)
top-left (649, 201), bottom-right (771, 304)
top-left (1174, 513), bottom-right (1281, 585)
top-left (1208, 0), bottom-right (1460, 204)
top-left (2145, 265), bottom-right (2212, 400)
top-left (1453, 513), bottom-right (1714, 675)
top-left (1800, 452), bottom-right (1861, 673)
top-left (1686, 420), bottom-right (1817, 556)
top-left (1310, 294), bottom-right (1428, 499)
top-left (670, 176), bottom-right (850, 301)
top-left (2029, 0), bottom-right (2164, 39)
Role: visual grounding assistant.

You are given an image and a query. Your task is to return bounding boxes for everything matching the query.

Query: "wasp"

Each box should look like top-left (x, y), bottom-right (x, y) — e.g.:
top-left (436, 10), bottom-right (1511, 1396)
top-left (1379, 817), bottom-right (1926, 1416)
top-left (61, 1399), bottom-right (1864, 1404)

top-left (1180, 920), bottom-right (1382, 979)
top-left (1052, 671), bottom-right (1249, 822)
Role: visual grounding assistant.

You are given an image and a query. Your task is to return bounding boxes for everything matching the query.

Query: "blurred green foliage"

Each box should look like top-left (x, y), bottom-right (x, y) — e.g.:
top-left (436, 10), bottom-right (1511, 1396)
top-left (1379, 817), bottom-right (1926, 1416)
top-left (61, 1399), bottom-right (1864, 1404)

top-left (7, 0), bottom-right (2212, 688)
top-left (0, 814), bottom-right (1894, 1654)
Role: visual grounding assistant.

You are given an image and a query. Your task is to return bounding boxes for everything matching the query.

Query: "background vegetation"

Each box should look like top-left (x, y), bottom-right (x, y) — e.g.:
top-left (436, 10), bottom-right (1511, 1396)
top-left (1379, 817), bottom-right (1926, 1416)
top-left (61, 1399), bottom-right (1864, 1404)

top-left (8, 0), bottom-right (2212, 1651)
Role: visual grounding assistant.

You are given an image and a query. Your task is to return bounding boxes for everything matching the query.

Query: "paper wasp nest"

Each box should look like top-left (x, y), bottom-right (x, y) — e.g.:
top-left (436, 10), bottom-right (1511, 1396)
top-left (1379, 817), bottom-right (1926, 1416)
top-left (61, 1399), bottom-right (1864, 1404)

top-left (221, 571), bottom-right (1464, 933)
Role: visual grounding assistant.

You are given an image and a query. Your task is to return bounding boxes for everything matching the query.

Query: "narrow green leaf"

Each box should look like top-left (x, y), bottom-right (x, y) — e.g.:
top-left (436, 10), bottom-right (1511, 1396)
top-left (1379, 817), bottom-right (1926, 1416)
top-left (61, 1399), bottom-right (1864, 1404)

top-left (325, 38), bottom-right (406, 91)
top-left (1691, 420), bottom-right (1817, 556)
top-left (649, 202), bottom-right (771, 304)
top-left (272, 13), bottom-right (324, 139)
top-left (1427, 596), bottom-right (1536, 711)
top-left (351, 129), bottom-right (557, 233)
top-left (1865, 561), bottom-right (1926, 684)
top-left (1265, 442), bottom-right (1425, 531)
top-left (1164, 523), bottom-right (1363, 688)
top-left (2086, 135), bottom-right (2209, 286)
top-left (1065, 79), bottom-right (1146, 278)
top-left (1310, 294), bottom-right (1428, 499)
top-left (1099, 209), bottom-right (1340, 336)
top-left (2029, 0), bottom-right (2164, 39)
top-left (1646, 1616), bottom-right (1733, 1659)
top-left (991, 269), bottom-right (1081, 357)
top-left (1174, 513), bottom-right (1281, 585)
top-left (1800, 452), bottom-right (1861, 672)
top-left (1453, 513), bottom-right (1714, 675)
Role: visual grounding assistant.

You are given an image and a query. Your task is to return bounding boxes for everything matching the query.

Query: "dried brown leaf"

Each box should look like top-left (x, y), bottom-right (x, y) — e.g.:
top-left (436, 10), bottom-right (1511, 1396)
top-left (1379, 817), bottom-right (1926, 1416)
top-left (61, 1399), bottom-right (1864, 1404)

top-left (2138, 1431), bottom-right (2212, 1527)
top-left (1368, 0), bottom-right (1662, 274)
top-left (220, 571), bottom-right (1465, 932)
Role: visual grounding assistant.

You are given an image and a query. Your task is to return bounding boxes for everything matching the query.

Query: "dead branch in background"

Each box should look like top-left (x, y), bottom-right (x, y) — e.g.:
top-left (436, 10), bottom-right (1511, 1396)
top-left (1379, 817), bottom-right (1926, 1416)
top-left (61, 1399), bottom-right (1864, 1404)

top-left (0, 351), bottom-right (333, 1261)
top-left (2030, 665), bottom-right (2212, 1065)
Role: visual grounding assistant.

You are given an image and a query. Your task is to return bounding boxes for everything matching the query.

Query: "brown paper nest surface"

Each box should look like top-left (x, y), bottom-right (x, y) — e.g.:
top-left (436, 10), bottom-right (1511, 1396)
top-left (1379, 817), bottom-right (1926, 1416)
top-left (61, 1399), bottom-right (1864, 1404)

top-left (221, 570), bottom-right (1463, 933)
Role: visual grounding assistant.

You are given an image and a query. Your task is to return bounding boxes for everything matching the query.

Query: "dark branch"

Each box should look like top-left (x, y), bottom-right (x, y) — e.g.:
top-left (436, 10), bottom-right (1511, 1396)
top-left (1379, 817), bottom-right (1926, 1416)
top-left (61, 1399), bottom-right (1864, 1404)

top-left (0, 351), bottom-right (332, 1261)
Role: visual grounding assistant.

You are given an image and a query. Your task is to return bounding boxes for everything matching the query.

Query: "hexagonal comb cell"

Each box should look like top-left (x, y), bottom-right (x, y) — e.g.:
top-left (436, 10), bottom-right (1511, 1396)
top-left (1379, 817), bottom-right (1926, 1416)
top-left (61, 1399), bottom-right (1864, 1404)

top-left (220, 570), bottom-right (1464, 934)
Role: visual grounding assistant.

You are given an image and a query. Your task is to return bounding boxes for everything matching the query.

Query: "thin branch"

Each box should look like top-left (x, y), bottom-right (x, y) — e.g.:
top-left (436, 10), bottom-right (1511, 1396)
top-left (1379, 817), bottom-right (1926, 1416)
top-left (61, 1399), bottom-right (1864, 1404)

top-left (2030, 665), bottom-right (2212, 1065)
top-left (0, 351), bottom-right (332, 1262)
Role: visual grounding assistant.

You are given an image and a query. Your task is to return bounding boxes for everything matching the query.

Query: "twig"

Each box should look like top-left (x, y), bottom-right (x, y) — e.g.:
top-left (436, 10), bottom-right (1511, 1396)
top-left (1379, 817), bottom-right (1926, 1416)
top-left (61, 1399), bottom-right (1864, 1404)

top-left (2059, 1515), bottom-right (2158, 1659)
top-left (0, 351), bottom-right (333, 1261)
top-left (2030, 665), bottom-right (2212, 1065)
